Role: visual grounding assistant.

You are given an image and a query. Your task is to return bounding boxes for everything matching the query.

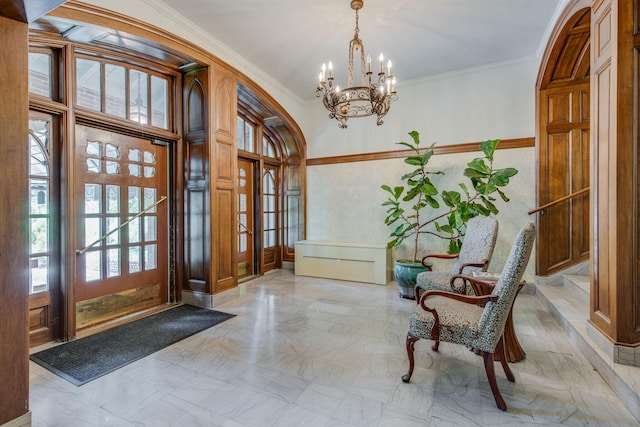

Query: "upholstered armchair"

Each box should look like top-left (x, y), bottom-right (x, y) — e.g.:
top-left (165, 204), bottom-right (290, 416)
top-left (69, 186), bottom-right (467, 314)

top-left (402, 222), bottom-right (535, 411)
top-left (415, 216), bottom-right (499, 298)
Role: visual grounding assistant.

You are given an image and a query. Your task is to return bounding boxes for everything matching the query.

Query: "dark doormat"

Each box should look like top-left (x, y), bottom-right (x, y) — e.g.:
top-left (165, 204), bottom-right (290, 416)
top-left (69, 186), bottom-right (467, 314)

top-left (30, 304), bottom-right (235, 386)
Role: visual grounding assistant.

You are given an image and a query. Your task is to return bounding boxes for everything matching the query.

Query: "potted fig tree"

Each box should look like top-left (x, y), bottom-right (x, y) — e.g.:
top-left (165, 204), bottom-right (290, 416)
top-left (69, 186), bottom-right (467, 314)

top-left (381, 131), bottom-right (518, 298)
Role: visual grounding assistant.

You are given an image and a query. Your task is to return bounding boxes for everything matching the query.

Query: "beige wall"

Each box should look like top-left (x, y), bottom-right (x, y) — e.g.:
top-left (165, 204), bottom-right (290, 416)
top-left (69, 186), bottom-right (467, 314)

top-left (306, 147), bottom-right (536, 281)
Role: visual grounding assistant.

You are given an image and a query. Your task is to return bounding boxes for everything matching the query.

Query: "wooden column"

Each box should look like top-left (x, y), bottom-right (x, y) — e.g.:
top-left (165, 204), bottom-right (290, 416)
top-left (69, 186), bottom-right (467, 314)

top-left (183, 64), bottom-right (239, 298)
top-left (210, 65), bottom-right (237, 293)
top-left (0, 14), bottom-right (29, 426)
top-left (184, 69), bottom-right (211, 295)
top-left (590, 0), bottom-right (640, 347)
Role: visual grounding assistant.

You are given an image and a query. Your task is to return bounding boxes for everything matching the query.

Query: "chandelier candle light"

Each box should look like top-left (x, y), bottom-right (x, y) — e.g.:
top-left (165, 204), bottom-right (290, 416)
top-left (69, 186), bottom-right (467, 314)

top-left (316, 0), bottom-right (397, 128)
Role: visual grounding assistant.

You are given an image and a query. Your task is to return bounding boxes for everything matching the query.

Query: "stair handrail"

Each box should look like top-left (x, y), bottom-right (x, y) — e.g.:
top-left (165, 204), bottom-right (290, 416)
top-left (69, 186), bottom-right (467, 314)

top-left (528, 187), bottom-right (590, 215)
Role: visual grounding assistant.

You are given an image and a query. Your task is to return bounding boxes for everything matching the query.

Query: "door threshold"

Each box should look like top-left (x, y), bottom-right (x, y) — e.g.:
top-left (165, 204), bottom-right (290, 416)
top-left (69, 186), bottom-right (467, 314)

top-left (75, 302), bottom-right (180, 339)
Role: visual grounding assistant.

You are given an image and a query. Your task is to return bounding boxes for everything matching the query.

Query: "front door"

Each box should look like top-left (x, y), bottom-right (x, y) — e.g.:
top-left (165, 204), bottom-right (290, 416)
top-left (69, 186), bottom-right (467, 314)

top-left (74, 125), bottom-right (168, 329)
top-left (237, 158), bottom-right (254, 278)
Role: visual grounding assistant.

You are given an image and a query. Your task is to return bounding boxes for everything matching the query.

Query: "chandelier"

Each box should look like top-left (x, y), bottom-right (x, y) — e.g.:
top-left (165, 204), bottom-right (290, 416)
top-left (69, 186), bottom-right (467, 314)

top-left (316, 0), bottom-right (397, 129)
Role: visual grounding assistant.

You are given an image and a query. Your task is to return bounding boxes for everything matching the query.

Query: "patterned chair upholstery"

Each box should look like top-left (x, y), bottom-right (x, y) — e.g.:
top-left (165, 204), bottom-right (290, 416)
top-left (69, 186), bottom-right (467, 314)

top-left (402, 222), bottom-right (536, 411)
top-left (415, 216), bottom-right (499, 297)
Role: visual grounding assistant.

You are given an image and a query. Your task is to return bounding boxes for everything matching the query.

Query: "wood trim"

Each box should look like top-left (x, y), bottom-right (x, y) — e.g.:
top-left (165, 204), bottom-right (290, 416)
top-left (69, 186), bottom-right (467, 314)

top-left (49, 2), bottom-right (213, 65)
top-left (0, 14), bottom-right (29, 426)
top-left (306, 137), bottom-right (534, 166)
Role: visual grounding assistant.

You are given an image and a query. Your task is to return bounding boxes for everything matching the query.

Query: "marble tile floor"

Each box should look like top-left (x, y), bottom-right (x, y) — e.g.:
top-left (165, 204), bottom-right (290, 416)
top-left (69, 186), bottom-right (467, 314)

top-left (29, 270), bottom-right (639, 426)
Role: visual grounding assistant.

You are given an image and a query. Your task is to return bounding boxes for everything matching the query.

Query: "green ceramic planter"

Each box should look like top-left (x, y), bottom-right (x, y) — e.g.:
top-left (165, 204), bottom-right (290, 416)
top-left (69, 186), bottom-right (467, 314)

top-left (394, 260), bottom-right (430, 299)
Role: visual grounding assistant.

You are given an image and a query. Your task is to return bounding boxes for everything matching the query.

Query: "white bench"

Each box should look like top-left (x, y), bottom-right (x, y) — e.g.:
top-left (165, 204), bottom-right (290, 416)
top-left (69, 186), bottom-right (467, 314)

top-left (294, 240), bottom-right (392, 285)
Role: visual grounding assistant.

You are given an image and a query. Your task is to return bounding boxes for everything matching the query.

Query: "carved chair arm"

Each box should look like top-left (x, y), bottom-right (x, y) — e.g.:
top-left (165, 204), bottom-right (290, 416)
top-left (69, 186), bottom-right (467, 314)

top-left (456, 259), bottom-right (489, 274)
top-left (419, 289), bottom-right (498, 312)
top-left (450, 274), bottom-right (496, 296)
top-left (421, 253), bottom-right (458, 268)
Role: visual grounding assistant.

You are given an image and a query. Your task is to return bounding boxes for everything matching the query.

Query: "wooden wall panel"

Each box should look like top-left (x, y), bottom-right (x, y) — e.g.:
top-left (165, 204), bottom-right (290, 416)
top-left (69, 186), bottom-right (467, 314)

top-left (548, 92), bottom-right (572, 124)
top-left (591, 0), bottom-right (614, 326)
top-left (546, 132), bottom-right (573, 267)
top-left (216, 140), bottom-right (233, 182)
top-left (215, 79), bottom-right (234, 138)
top-left (590, 0), bottom-right (640, 345)
top-left (216, 189), bottom-right (234, 290)
top-left (578, 128), bottom-right (591, 257)
top-left (0, 15), bottom-right (29, 426)
top-left (184, 70), bottom-right (211, 294)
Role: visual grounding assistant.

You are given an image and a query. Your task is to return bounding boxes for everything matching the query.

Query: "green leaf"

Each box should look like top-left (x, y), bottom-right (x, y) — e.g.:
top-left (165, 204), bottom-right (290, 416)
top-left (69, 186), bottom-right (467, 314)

top-left (481, 198), bottom-right (498, 214)
top-left (411, 202), bottom-right (427, 211)
top-left (463, 168), bottom-right (488, 179)
top-left (425, 196), bottom-right (440, 209)
top-left (458, 182), bottom-right (470, 198)
top-left (497, 167), bottom-right (518, 177)
top-left (475, 182), bottom-right (497, 195)
top-left (473, 204), bottom-right (491, 216)
top-left (497, 188), bottom-right (510, 202)
top-left (405, 155), bottom-right (424, 166)
top-left (466, 158), bottom-right (491, 174)
top-left (441, 190), bottom-right (461, 207)
top-left (490, 174), bottom-right (511, 187)
top-left (396, 141), bottom-right (418, 152)
top-left (381, 185), bottom-right (404, 199)
top-left (421, 182), bottom-right (439, 196)
top-left (448, 239), bottom-right (461, 254)
top-left (402, 170), bottom-right (422, 181)
top-left (403, 186), bottom-right (421, 201)
top-left (409, 130), bottom-right (420, 146)
top-left (440, 224), bottom-right (454, 234)
top-left (393, 224), bottom-right (406, 235)
top-left (421, 149), bottom-right (433, 165)
top-left (479, 139), bottom-right (500, 161)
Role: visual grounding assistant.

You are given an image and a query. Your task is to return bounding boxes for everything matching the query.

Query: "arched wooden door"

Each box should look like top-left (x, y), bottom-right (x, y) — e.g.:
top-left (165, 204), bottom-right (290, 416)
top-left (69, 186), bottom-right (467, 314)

top-left (536, 4), bottom-right (591, 276)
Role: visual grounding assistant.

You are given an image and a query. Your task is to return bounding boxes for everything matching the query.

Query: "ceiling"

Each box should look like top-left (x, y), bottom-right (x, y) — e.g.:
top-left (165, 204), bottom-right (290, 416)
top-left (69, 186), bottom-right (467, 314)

top-left (159, 0), bottom-right (563, 102)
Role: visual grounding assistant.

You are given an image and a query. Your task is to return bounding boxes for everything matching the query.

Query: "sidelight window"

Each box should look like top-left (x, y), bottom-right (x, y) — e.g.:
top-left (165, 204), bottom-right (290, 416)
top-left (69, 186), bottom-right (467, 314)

top-left (29, 119), bottom-right (52, 294)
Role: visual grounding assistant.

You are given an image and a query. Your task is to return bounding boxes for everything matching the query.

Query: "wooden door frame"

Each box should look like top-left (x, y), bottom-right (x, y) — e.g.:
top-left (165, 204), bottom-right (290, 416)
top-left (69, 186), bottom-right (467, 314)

top-left (535, 0), bottom-right (591, 276)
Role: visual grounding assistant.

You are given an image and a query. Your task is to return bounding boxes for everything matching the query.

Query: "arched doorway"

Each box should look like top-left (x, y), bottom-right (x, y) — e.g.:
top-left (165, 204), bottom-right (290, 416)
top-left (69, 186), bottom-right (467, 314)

top-left (535, 0), bottom-right (591, 276)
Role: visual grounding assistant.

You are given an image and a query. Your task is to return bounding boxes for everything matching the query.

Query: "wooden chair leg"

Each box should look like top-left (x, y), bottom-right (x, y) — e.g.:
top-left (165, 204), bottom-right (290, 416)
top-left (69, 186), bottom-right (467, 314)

top-left (402, 332), bottom-right (420, 383)
top-left (482, 351), bottom-right (507, 411)
top-left (496, 336), bottom-right (515, 382)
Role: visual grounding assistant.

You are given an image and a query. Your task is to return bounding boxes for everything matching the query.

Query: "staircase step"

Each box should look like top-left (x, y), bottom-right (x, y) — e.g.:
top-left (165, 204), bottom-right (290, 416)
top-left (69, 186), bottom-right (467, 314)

top-left (563, 274), bottom-right (589, 295)
top-left (534, 279), bottom-right (640, 423)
